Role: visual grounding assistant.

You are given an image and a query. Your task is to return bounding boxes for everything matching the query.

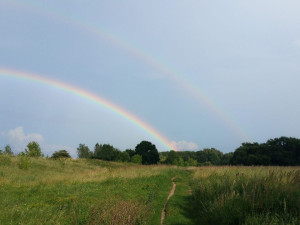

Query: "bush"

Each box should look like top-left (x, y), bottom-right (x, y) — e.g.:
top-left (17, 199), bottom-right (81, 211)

top-left (0, 154), bottom-right (12, 166)
top-left (51, 150), bottom-right (71, 159)
top-left (131, 154), bottom-right (142, 164)
top-left (18, 156), bottom-right (31, 170)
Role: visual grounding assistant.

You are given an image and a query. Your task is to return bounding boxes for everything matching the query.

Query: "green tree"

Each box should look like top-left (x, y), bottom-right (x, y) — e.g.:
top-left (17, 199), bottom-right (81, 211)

top-left (220, 152), bottom-right (234, 165)
top-left (131, 154), bottom-right (142, 164)
top-left (125, 149), bottom-right (136, 158)
top-left (98, 144), bottom-right (117, 161)
top-left (93, 143), bottom-right (103, 159)
top-left (231, 144), bottom-right (248, 165)
top-left (25, 141), bottom-right (42, 157)
top-left (118, 151), bottom-right (130, 162)
top-left (77, 144), bottom-right (91, 158)
top-left (185, 157), bottom-right (198, 166)
top-left (165, 150), bottom-right (180, 165)
top-left (203, 148), bottom-right (223, 165)
top-left (196, 151), bottom-right (207, 163)
top-left (175, 157), bottom-right (184, 166)
top-left (135, 141), bottom-right (159, 165)
top-left (4, 145), bottom-right (13, 155)
top-left (51, 150), bottom-right (71, 159)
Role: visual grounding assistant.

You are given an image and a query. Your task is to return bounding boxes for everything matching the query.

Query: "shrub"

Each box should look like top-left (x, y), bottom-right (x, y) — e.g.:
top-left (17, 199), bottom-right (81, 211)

top-left (18, 156), bottom-right (31, 170)
top-left (0, 154), bottom-right (12, 166)
top-left (131, 154), bottom-right (142, 164)
top-left (51, 150), bottom-right (71, 159)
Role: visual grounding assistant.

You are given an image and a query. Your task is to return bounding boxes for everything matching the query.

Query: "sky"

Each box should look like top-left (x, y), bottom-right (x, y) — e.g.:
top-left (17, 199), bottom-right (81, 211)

top-left (1, 0), bottom-right (300, 157)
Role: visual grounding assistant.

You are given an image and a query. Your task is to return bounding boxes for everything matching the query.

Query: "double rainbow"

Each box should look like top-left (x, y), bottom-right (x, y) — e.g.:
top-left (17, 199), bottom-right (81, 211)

top-left (0, 68), bottom-right (173, 150)
top-left (7, 0), bottom-right (250, 141)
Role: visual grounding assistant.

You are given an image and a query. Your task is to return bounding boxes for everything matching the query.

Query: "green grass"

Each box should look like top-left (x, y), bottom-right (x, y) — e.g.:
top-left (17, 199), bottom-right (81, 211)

top-left (190, 167), bottom-right (300, 225)
top-left (163, 170), bottom-right (198, 225)
top-left (1, 155), bottom-right (299, 225)
top-left (0, 156), bottom-right (181, 224)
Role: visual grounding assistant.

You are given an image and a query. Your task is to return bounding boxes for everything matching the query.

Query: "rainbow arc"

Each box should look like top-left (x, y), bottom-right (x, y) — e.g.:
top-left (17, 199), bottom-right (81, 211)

top-left (0, 68), bottom-right (174, 151)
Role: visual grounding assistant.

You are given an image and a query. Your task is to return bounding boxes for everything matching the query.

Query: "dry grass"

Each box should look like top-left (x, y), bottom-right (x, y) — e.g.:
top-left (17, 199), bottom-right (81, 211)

top-left (0, 156), bottom-right (170, 187)
top-left (191, 166), bottom-right (300, 224)
top-left (89, 200), bottom-right (148, 225)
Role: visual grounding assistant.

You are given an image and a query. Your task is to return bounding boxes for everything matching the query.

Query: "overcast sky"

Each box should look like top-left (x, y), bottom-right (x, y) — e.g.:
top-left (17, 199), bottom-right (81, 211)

top-left (1, 0), bottom-right (300, 156)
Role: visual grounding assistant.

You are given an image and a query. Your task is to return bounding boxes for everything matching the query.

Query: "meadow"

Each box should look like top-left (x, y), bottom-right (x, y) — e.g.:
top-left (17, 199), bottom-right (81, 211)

top-left (0, 155), bottom-right (299, 225)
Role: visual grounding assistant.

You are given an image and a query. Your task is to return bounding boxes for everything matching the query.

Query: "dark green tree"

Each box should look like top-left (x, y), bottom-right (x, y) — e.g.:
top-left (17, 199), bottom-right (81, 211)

top-left (77, 144), bottom-right (91, 158)
top-left (135, 141), bottom-right (159, 164)
top-left (195, 151), bottom-right (208, 163)
top-left (165, 150), bottom-right (180, 165)
top-left (98, 144), bottom-right (117, 161)
top-left (230, 137), bottom-right (300, 166)
top-left (4, 145), bottom-right (13, 155)
top-left (125, 149), bottom-right (136, 158)
top-left (230, 143), bottom-right (249, 165)
top-left (220, 152), bottom-right (234, 165)
top-left (51, 150), bottom-right (71, 159)
top-left (203, 148), bottom-right (223, 165)
top-left (25, 141), bottom-right (42, 157)
top-left (118, 151), bottom-right (130, 162)
top-left (93, 143), bottom-right (103, 159)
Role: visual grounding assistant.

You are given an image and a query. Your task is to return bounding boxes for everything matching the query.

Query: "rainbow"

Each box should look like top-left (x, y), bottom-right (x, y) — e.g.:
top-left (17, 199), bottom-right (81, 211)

top-left (0, 68), bottom-right (174, 151)
top-left (6, 1), bottom-right (250, 141)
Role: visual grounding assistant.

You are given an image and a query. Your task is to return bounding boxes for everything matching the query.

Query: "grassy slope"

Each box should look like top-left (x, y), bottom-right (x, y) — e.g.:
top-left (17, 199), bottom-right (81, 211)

top-left (0, 156), bottom-right (181, 225)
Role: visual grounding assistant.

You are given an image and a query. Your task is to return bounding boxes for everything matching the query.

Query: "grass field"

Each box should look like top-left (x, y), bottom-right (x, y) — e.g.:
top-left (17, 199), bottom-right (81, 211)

top-left (0, 155), bottom-right (299, 225)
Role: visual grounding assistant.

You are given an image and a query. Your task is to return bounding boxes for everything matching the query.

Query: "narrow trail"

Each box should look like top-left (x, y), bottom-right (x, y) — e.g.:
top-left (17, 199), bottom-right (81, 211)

top-left (161, 177), bottom-right (176, 225)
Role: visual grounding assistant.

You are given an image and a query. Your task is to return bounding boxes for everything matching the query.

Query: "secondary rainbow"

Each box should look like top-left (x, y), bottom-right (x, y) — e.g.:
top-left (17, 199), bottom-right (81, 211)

top-left (0, 68), bottom-right (174, 151)
top-left (7, 0), bottom-right (250, 141)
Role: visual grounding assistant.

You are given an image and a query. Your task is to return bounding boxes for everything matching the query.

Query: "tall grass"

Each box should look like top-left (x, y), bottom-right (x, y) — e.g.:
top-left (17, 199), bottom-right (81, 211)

top-left (191, 167), bottom-right (300, 225)
top-left (0, 155), bottom-right (179, 224)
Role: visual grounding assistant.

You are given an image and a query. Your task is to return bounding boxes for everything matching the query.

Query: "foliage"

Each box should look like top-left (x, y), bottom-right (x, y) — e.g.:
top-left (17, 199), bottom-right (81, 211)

top-left (18, 155), bottom-right (31, 170)
top-left (221, 152), bottom-right (234, 165)
top-left (135, 141), bottom-right (159, 165)
top-left (77, 143), bottom-right (92, 158)
top-left (185, 157), bottom-right (198, 166)
top-left (165, 150), bottom-right (180, 165)
top-left (25, 141), bottom-right (42, 157)
top-left (160, 136), bottom-right (300, 166)
top-left (0, 154), bottom-right (12, 166)
top-left (51, 150), bottom-right (71, 159)
top-left (196, 148), bottom-right (223, 165)
top-left (131, 154), bottom-right (142, 164)
top-left (93, 143), bottom-right (130, 162)
top-left (125, 149), bottom-right (136, 158)
top-left (4, 145), bottom-right (13, 155)
top-left (118, 151), bottom-right (130, 162)
top-left (96, 144), bottom-right (117, 161)
top-left (231, 137), bottom-right (300, 165)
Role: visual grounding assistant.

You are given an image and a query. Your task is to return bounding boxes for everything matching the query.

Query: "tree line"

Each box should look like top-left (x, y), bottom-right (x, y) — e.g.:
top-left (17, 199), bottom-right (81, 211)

top-left (230, 136), bottom-right (300, 166)
top-left (1, 136), bottom-right (299, 166)
top-left (76, 140), bottom-right (160, 165)
top-left (161, 136), bottom-right (300, 166)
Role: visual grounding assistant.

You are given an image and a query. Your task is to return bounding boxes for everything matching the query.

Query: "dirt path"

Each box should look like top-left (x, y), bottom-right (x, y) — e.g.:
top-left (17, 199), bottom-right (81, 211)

top-left (161, 177), bottom-right (176, 225)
